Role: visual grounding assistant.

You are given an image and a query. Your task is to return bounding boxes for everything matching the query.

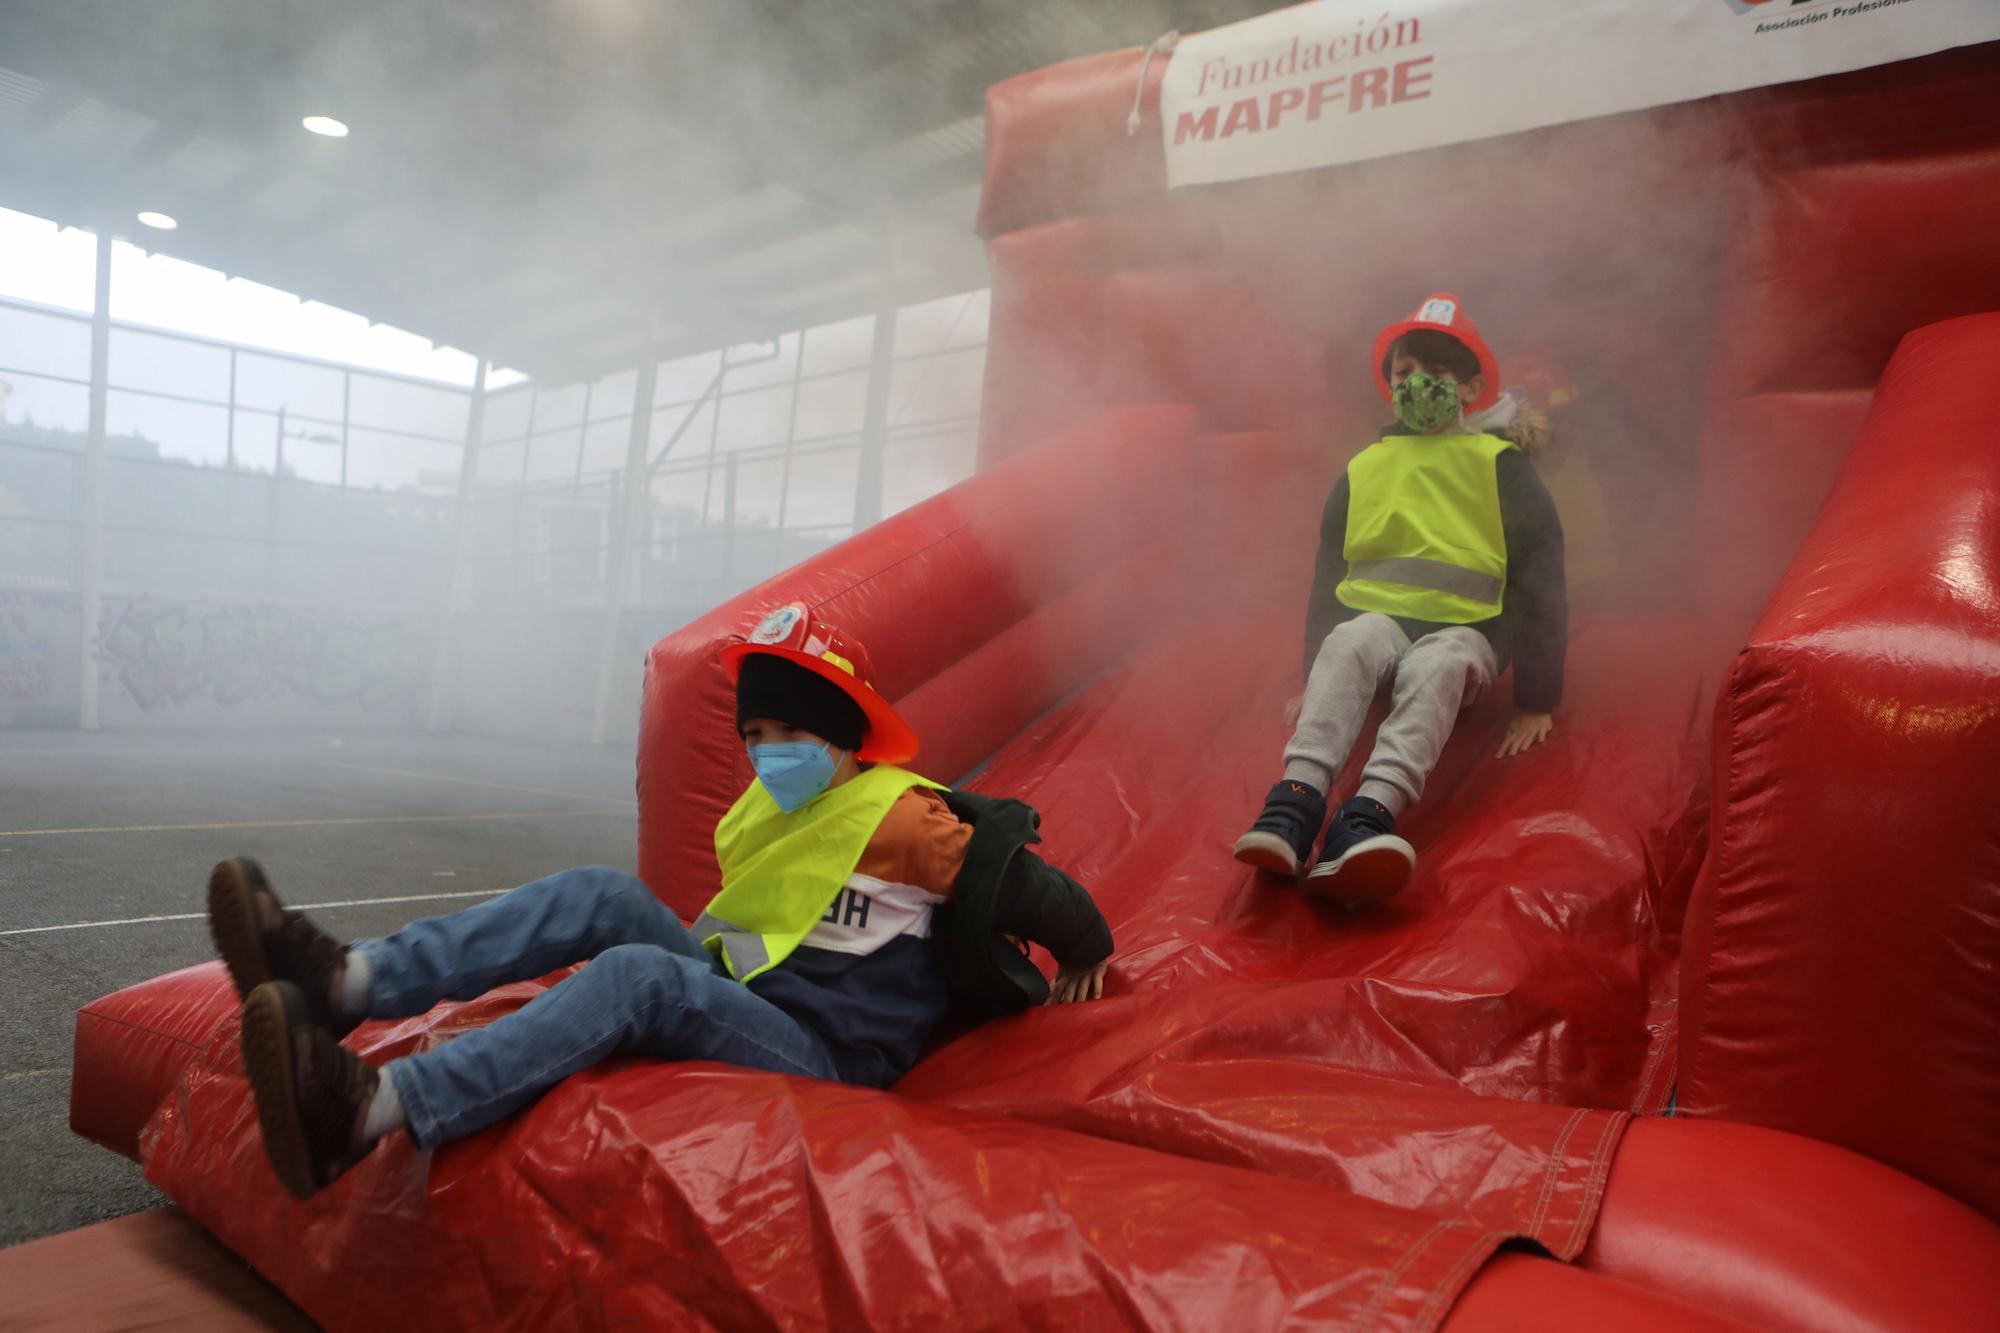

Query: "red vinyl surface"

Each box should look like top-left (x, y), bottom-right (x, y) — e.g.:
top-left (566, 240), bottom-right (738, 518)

top-left (1678, 314), bottom-right (2000, 1218)
top-left (70, 35), bottom-right (2000, 1333)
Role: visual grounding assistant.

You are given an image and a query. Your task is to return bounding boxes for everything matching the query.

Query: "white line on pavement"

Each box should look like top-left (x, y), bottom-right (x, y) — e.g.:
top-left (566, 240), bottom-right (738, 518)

top-left (0, 888), bottom-right (506, 937)
top-left (0, 809), bottom-right (628, 837)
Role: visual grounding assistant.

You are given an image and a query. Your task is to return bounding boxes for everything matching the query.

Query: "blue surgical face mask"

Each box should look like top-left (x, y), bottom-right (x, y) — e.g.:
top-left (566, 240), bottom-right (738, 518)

top-left (748, 740), bottom-right (841, 813)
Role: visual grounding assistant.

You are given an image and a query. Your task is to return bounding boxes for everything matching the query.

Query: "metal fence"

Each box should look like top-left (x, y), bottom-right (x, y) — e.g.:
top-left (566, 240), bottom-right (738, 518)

top-left (0, 295), bottom-right (468, 612)
top-left (0, 274), bottom-right (987, 737)
top-left (469, 289), bottom-right (987, 614)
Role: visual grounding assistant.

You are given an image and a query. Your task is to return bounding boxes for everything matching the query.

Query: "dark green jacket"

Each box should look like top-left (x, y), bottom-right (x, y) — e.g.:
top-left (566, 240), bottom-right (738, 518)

top-left (929, 789), bottom-right (1113, 1017)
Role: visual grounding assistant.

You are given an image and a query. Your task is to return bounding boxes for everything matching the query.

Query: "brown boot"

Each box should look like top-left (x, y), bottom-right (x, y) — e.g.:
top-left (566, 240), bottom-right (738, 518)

top-left (239, 981), bottom-right (381, 1200)
top-left (207, 857), bottom-right (357, 1037)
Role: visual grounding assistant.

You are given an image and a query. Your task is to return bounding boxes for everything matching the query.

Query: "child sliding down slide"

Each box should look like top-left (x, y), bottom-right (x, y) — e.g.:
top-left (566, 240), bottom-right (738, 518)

top-left (208, 605), bottom-right (1113, 1199)
top-left (1234, 294), bottom-right (1568, 904)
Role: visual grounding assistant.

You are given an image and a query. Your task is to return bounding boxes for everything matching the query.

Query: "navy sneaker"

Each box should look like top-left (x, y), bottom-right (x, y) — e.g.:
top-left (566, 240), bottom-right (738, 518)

top-left (1304, 796), bottom-right (1415, 904)
top-left (1232, 780), bottom-right (1328, 877)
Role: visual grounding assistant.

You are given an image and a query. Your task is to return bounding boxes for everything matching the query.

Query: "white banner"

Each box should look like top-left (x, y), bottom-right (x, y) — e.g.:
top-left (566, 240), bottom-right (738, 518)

top-left (1160, 0), bottom-right (2000, 188)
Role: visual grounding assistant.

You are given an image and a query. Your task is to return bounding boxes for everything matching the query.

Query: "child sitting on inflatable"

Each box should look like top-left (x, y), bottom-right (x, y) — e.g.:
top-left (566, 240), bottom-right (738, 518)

top-left (208, 604), bottom-right (1114, 1199)
top-left (1232, 293), bottom-right (1567, 903)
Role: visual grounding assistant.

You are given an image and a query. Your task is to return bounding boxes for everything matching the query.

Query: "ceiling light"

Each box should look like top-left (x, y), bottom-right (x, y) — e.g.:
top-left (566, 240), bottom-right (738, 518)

top-left (302, 115), bottom-right (350, 138)
top-left (136, 211), bottom-right (178, 230)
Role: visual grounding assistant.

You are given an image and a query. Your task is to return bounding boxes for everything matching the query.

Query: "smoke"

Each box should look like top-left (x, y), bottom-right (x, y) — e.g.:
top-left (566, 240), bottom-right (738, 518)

top-left (2, 1), bottom-right (1985, 752)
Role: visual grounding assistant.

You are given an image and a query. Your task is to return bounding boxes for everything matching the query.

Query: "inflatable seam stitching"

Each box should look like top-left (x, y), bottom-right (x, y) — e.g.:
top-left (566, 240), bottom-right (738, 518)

top-left (1352, 1217), bottom-right (1461, 1332)
top-left (1560, 1111), bottom-right (1629, 1258)
top-left (1528, 1108), bottom-right (1590, 1237)
top-left (1411, 1229), bottom-right (1508, 1330)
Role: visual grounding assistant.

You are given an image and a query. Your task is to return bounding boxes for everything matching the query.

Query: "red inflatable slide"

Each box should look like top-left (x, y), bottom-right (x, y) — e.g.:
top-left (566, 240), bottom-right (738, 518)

top-left (72, 36), bottom-right (2000, 1332)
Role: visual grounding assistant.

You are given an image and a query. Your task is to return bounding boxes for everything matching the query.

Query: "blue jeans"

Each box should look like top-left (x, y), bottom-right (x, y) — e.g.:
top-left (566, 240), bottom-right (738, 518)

top-left (354, 866), bottom-right (837, 1150)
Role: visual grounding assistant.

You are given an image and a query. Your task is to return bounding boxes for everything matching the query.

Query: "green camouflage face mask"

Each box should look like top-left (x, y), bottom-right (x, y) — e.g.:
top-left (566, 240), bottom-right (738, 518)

top-left (1391, 370), bottom-right (1462, 433)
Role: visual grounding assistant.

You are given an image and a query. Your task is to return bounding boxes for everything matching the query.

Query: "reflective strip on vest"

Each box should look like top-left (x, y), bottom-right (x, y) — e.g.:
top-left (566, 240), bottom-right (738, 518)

top-left (689, 911), bottom-right (770, 978)
top-left (1335, 431), bottom-right (1515, 625)
top-left (1345, 556), bottom-right (1503, 605)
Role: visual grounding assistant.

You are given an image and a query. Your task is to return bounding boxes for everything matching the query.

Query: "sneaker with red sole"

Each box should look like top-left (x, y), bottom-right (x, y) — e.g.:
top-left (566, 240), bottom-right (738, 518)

top-left (1304, 796), bottom-right (1415, 905)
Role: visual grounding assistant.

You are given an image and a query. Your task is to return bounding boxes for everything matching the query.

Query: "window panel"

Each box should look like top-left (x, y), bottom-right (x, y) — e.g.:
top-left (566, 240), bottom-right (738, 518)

top-left (719, 333), bottom-right (796, 392)
top-left (0, 304), bottom-right (92, 381)
top-left (781, 446), bottom-right (859, 529)
top-left (716, 385), bottom-right (793, 453)
top-left (801, 315), bottom-right (875, 377)
top-left (477, 439), bottom-right (527, 489)
top-left (106, 389), bottom-right (231, 467)
top-left (655, 350), bottom-right (722, 407)
top-left (887, 345), bottom-right (985, 427)
top-left (0, 371), bottom-right (92, 436)
top-left (277, 432), bottom-right (343, 485)
top-left (234, 351), bottom-right (344, 420)
top-left (651, 399), bottom-right (716, 467)
top-left (108, 327), bottom-right (231, 401)
top-left (727, 456), bottom-right (786, 528)
top-left (880, 430), bottom-right (977, 518)
top-left (229, 408), bottom-right (279, 472)
top-left (346, 428), bottom-right (462, 493)
top-left (348, 374), bottom-right (470, 440)
top-left (592, 368), bottom-right (639, 416)
top-left (724, 530), bottom-right (786, 593)
top-left (579, 416), bottom-right (631, 478)
top-left (794, 369), bottom-right (867, 440)
top-left (650, 465), bottom-right (711, 533)
top-left (483, 384), bottom-right (536, 442)
top-left (893, 290), bottom-right (989, 359)
top-left (534, 381), bottom-right (589, 432)
top-left (524, 427), bottom-right (583, 482)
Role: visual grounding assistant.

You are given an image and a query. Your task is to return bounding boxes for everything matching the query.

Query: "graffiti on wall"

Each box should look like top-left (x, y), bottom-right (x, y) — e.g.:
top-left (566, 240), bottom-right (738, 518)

top-left (99, 598), bottom-right (434, 715)
top-left (0, 591), bottom-right (57, 699)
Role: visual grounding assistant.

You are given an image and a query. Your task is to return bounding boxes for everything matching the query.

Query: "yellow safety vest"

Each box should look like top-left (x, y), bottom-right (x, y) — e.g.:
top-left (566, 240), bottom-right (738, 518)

top-left (696, 764), bottom-right (945, 980)
top-left (1336, 431), bottom-right (1515, 625)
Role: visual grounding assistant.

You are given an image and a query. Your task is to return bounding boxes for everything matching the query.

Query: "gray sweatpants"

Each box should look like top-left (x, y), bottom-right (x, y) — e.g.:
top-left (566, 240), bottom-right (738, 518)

top-left (1283, 613), bottom-right (1498, 817)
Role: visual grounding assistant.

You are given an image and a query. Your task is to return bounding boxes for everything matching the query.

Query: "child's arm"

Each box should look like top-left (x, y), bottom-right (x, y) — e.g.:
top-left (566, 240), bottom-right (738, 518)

top-left (992, 850), bottom-right (1113, 1004)
top-left (1301, 475), bottom-right (1353, 682)
top-left (1497, 452), bottom-right (1567, 751)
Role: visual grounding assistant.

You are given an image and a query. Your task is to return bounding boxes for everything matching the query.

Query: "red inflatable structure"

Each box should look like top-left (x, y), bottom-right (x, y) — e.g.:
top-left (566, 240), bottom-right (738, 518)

top-left (71, 36), bottom-right (2000, 1331)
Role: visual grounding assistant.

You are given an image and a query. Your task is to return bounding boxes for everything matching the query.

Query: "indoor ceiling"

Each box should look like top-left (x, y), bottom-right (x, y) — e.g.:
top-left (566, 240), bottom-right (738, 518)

top-left (0, 0), bottom-right (1266, 382)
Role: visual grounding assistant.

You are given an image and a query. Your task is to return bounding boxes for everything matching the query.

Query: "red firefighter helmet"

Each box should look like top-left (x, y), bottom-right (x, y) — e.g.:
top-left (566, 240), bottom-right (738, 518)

top-left (719, 603), bottom-right (919, 763)
top-left (1371, 292), bottom-right (1502, 411)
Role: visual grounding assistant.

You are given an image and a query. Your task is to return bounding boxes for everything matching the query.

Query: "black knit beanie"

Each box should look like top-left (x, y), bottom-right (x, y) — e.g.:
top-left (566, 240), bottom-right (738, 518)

top-left (734, 653), bottom-right (867, 752)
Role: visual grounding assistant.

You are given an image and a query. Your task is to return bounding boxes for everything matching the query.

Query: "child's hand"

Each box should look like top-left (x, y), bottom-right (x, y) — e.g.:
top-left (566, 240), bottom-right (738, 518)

top-left (1283, 694), bottom-right (1305, 726)
top-left (1497, 710), bottom-right (1554, 758)
top-left (1049, 961), bottom-right (1109, 1004)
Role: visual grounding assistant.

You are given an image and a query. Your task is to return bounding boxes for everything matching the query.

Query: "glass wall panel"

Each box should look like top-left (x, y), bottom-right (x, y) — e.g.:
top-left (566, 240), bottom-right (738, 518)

top-left (781, 446), bottom-right (860, 529)
top-left (105, 390), bottom-right (231, 467)
top-left (108, 327), bottom-right (231, 401)
top-left (349, 374), bottom-right (469, 439)
top-left (801, 314), bottom-right (875, 377)
top-left (0, 371), bottom-right (91, 436)
top-left (234, 351), bottom-right (344, 421)
top-left (0, 304), bottom-right (92, 381)
top-left (716, 385), bottom-right (793, 453)
top-left (794, 370), bottom-right (867, 440)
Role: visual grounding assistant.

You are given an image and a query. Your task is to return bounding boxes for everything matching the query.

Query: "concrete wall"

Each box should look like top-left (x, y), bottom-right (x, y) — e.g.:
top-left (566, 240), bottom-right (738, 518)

top-left (1, 590), bottom-right (433, 730)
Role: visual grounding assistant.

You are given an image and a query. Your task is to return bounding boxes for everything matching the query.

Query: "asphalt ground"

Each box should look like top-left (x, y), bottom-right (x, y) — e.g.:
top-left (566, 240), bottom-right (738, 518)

top-left (0, 728), bottom-right (638, 1250)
